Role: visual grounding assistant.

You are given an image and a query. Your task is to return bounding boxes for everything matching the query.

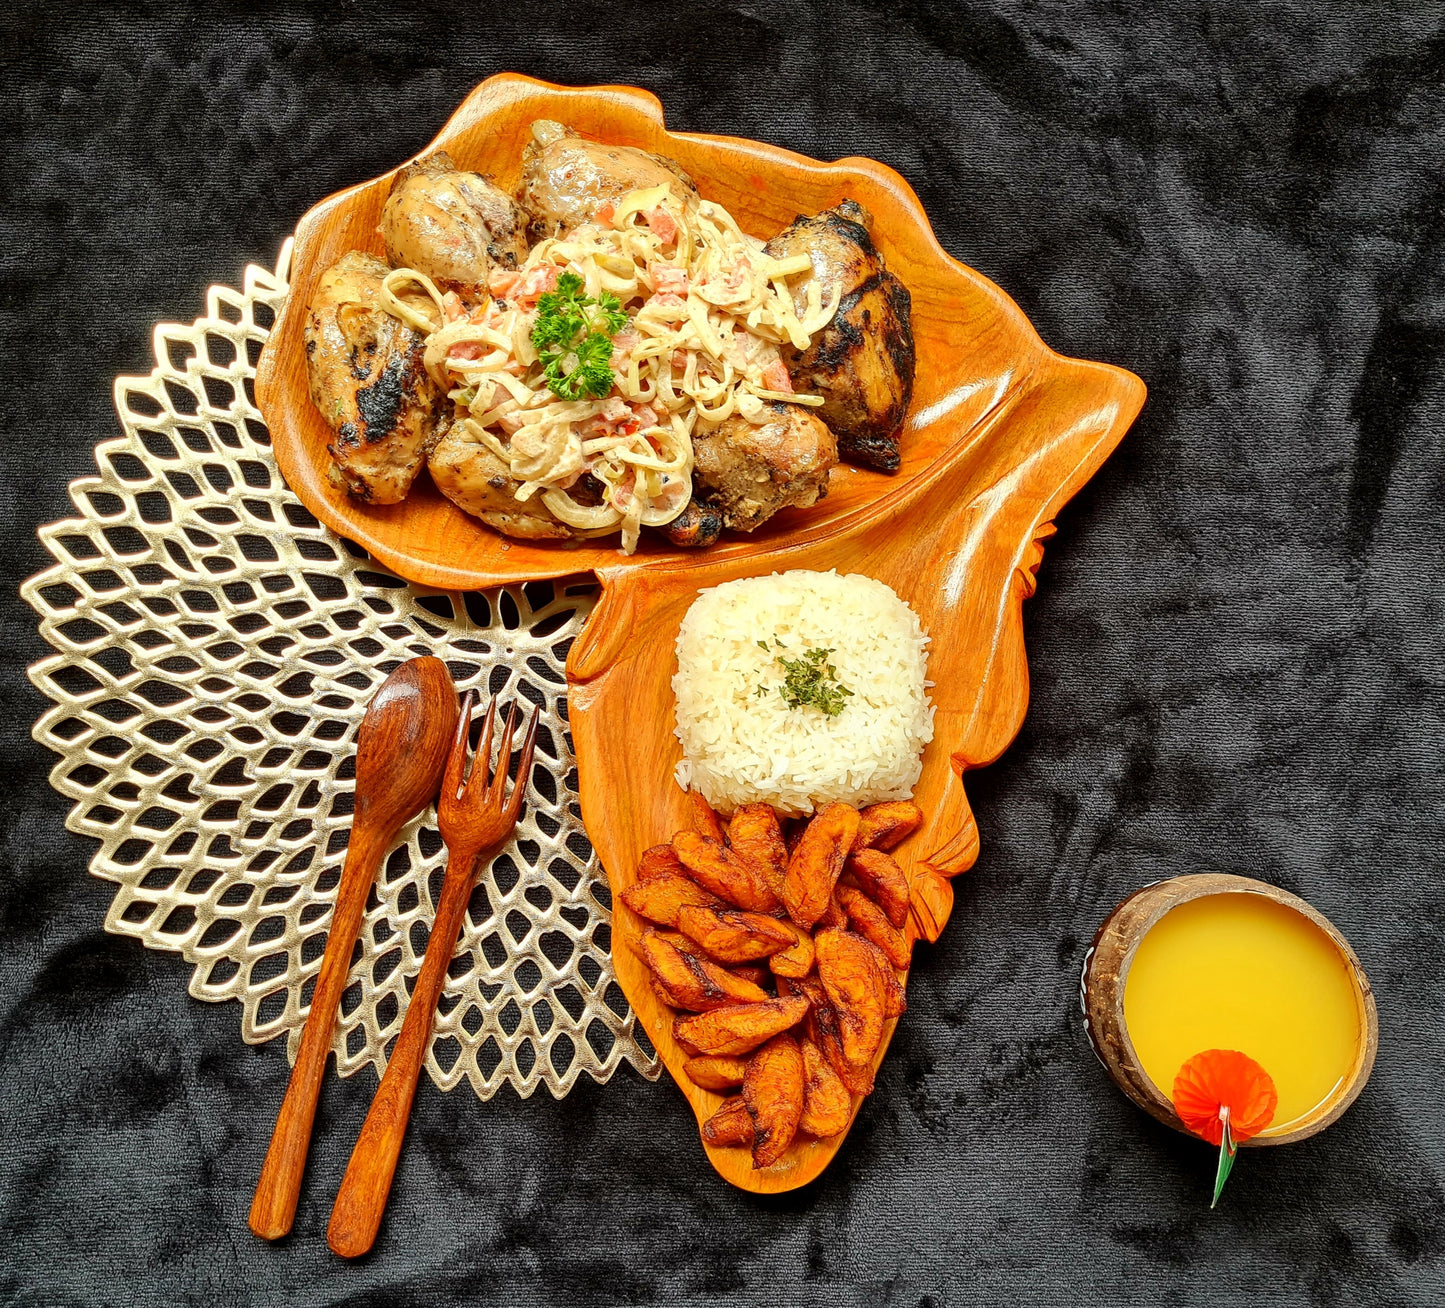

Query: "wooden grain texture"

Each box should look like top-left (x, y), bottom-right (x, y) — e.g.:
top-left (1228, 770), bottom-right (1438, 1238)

top-left (1080, 873), bottom-right (1379, 1147)
top-left (324, 843), bottom-right (475, 1257)
top-left (257, 71), bottom-right (1110, 590)
top-left (568, 356), bottom-right (1143, 1190)
top-left (327, 693), bottom-right (538, 1257)
top-left (258, 71), bottom-right (1146, 1193)
top-left (248, 656), bottom-right (457, 1239)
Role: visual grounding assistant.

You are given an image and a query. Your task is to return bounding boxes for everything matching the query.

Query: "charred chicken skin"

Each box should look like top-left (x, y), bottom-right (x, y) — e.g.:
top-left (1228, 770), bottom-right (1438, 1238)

top-left (426, 414), bottom-right (574, 540)
top-left (764, 200), bottom-right (915, 472)
top-left (658, 496), bottom-right (725, 549)
top-left (518, 120), bottom-right (700, 239)
top-left (303, 250), bottom-right (442, 505)
top-left (381, 151), bottom-right (529, 301)
top-left (690, 402), bottom-right (837, 533)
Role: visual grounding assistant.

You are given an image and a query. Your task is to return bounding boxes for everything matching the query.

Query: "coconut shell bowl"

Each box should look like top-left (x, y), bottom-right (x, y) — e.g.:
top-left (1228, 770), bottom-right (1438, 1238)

top-left (1081, 873), bottom-right (1378, 1147)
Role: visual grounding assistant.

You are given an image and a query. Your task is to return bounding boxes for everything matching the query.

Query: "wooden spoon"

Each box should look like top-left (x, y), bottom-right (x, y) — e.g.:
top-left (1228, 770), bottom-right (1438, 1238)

top-left (327, 691), bottom-right (539, 1258)
top-left (248, 656), bottom-right (458, 1240)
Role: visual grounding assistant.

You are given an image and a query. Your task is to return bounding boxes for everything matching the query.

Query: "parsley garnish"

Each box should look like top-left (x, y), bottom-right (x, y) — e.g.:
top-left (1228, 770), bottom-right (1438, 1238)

top-left (755, 636), bottom-right (854, 717)
top-left (530, 271), bottom-right (628, 401)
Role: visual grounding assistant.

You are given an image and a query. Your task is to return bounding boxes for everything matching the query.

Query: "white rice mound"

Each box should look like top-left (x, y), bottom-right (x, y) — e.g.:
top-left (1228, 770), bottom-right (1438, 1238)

top-left (672, 569), bottom-right (934, 817)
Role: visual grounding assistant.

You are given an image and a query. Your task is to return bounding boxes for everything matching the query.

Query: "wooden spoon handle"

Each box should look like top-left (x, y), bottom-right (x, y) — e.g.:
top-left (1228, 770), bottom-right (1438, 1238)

top-left (248, 823), bottom-right (385, 1240)
top-left (326, 848), bottom-right (478, 1257)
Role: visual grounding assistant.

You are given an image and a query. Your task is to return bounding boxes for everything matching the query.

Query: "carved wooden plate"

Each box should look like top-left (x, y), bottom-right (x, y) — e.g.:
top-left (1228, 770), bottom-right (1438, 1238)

top-left (257, 72), bottom-right (1138, 590)
top-left (259, 72), bottom-right (1146, 1192)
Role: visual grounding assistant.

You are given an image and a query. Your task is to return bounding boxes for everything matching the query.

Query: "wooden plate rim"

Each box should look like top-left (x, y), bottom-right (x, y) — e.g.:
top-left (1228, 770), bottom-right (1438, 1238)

top-left (257, 72), bottom-right (1142, 591)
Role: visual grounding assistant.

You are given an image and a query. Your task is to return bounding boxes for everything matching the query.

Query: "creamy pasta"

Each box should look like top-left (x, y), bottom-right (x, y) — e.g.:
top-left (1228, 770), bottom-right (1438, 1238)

top-left (377, 183), bottom-right (839, 553)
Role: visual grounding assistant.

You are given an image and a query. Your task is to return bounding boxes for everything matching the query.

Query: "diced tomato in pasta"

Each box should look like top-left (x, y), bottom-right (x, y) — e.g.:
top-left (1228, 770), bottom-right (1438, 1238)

top-left (645, 208), bottom-right (678, 244)
top-left (487, 269), bottom-right (521, 299)
top-left (761, 360), bottom-right (794, 393)
top-left (513, 264), bottom-right (561, 307)
top-left (652, 263), bottom-right (689, 295)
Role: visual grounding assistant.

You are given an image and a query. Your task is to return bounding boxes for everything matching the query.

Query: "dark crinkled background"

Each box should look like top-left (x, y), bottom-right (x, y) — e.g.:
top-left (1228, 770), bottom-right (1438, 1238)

top-left (3, 3), bottom-right (1444, 1304)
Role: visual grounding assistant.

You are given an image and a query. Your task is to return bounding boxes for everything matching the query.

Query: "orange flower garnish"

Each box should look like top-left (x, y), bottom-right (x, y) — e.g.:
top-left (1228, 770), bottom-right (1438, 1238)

top-left (1172, 1049), bottom-right (1278, 1145)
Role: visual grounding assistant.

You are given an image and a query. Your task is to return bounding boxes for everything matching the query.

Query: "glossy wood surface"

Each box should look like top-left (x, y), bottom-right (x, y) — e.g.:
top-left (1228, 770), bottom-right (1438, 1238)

top-left (1081, 873), bottom-right (1378, 1147)
top-left (569, 353), bottom-right (1144, 1191)
top-left (257, 72), bottom-right (1111, 590)
top-left (249, 656), bottom-right (457, 1238)
top-left (328, 694), bottom-right (538, 1257)
top-left (259, 72), bottom-right (1146, 1193)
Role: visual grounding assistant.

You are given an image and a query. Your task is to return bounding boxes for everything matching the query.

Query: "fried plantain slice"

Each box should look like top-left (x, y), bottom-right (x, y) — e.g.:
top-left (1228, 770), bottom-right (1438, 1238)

top-left (656, 929), bottom-right (768, 982)
top-left (675, 904), bottom-right (796, 962)
top-left (847, 931), bottom-right (909, 1019)
top-left (782, 802), bottom-right (860, 929)
top-left (788, 973), bottom-right (875, 1095)
top-left (879, 964), bottom-right (907, 1019)
top-left (688, 791), bottom-right (728, 844)
top-left (674, 993), bottom-right (810, 1056)
top-left (744, 1033), bottom-right (805, 1168)
top-left (818, 889), bottom-right (848, 931)
top-left (658, 933), bottom-right (775, 992)
top-left (836, 883), bottom-right (913, 970)
top-left (767, 920), bottom-right (816, 979)
top-left (651, 974), bottom-right (684, 1010)
top-left (799, 1036), bottom-right (852, 1138)
top-left (729, 963), bottom-right (771, 986)
top-left (639, 930), bottom-right (770, 1011)
top-left (701, 1094), bottom-right (753, 1147)
top-left (815, 928), bottom-right (886, 1066)
top-left (854, 800), bottom-right (923, 852)
top-left (673, 830), bottom-right (781, 913)
top-left (638, 842), bottom-right (687, 881)
top-left (727, 803), bottom-right (788, 897)
top-left (620, 871), bottom-right (725, 928)
top-left (844, 848), bottom-right (911, 928)
top-left (661, 924), bottom-right (780, 994)
top-left (653, 928), bottom-right (706, 954)
top-left (685, 1054), bottom-right (749, 1091)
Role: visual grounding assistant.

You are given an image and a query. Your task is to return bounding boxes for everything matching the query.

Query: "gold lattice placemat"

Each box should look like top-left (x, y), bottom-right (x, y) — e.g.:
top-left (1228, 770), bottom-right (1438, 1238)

top-left (21, 245), bottom-right (659, 1099)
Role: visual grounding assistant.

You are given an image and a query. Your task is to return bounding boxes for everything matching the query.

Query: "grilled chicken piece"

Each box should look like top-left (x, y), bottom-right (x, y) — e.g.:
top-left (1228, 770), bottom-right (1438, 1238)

top-left (658, 496), bottom-right (725, 549)
top-left (519, 120), bottom-right (700, 239)
top-left (427, 416), bottom-right (576, 541)
top-left (381, 151), bottom-right (529, 301)
top-left (691, 403), bottom-right (837, 533)
top-left (764, 201), bottom-right (915, 472)
top-left (304, 250), bottom-right (442, 505)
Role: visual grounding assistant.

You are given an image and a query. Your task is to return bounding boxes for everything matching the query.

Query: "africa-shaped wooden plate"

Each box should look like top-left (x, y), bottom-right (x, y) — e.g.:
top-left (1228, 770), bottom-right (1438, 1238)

top-left (569, 346), bottom-right (1142, 1190)
top-left (259, 72), bottom-right (1146, 1192)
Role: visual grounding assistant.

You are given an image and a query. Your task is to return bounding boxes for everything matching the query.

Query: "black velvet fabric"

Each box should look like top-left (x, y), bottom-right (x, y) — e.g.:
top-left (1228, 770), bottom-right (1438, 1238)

top-left (4, 3), bottom-right (1444, 1303)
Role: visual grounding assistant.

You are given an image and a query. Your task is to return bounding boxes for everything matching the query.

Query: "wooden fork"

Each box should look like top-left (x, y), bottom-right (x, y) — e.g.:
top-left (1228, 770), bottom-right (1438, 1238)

top-left (326, 690), bottom-right (540, 1258)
